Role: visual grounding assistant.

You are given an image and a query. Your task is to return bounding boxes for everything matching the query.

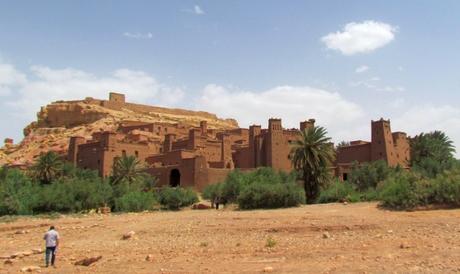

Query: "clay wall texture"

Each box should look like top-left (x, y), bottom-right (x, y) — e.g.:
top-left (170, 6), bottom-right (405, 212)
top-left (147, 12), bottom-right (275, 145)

top-left (67, 93), bottom-right (411, 190)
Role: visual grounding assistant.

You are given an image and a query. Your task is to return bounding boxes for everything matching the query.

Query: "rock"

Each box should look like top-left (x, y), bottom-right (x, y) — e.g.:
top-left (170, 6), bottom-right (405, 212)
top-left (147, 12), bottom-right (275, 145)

top-left (15, 230), bottom-right (28, 234)
top-left (4, 259), bottom-right (14, 265)
top-left (10, 252), bottom-right (24, 259)
top-left (192, 203), bottom-right (212, 210)
top-left (22, 251), bottom-right (33, 257)
top-left (122, 231), bottom-right (136, 240)
top-left (145, 254), bottom-right (154, 261)
top-left (20, 265), bottom-right (41, 272)
top-left (400, 242), bottom-right (410, 249)
top-left (343, 201), bottom-right (348, 205)
top-left (74, 256), bottom-right (102, 266)
top-left (322, 232), bottom-right (331, 239)
top-left (31, 248), bottom-right (44, 254)
top-left (263, 266), bottom-right (274, 272)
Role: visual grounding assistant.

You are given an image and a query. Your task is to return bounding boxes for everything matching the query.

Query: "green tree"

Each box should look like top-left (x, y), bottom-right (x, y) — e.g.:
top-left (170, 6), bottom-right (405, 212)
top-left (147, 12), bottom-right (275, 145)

top-left (32, 151), bottom-right (63, 184)
top-left (111, 155), bottom-right (149, 186)
top-left (290, 126), bottom-right (335, 203)
top-left (410, 131), bottom-right (456, 177)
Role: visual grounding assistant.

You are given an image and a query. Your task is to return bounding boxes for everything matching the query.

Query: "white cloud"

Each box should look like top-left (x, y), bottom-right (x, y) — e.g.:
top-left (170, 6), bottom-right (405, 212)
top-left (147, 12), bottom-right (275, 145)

top-left (194, 84), bottom-right (364, 142)
top-left (0, 63), bottom-right (184, 122)
top-left (123, 32), bottom-right (153, 39)
top-left (321, 20), bottom-right (397, 55)
top-left (0, 63), bottom-right (27, 96)
top-left (349, 77), bottom-right (404, 92)
top-left (194, 5), bottom-right (205, 15)
top-left (393, 105), bottom-right (460, 157)
top-left (355, 65), bottom-right (369, 73)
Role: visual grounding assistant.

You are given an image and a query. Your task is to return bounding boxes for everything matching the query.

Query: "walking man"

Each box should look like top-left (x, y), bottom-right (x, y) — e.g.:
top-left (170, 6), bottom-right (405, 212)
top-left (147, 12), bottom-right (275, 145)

top-left (43, 225), bottom-right (60, 267)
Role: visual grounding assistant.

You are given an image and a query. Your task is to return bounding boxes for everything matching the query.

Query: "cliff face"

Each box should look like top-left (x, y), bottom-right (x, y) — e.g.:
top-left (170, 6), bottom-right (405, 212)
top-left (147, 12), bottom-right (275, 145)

top-left (0, 94), bottom-right (238, 166)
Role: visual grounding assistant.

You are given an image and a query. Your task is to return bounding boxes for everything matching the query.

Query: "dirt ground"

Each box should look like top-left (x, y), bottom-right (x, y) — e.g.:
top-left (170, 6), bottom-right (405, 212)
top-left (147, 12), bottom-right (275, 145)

top-left (1, 202), bottom-right (459, 273)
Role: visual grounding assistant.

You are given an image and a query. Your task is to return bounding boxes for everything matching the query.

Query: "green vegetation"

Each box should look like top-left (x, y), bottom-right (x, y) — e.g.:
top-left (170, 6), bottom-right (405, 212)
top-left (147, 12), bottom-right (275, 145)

top-left (0, 154), bottom-right (199, 216)
top-left (203, 167), bottom-right (305, 210)
top-left (158, 187), bottom-right (199, 210)
top-left (115, 191), bottom-right (157, 212)
top-left (290, 126), bottom-right (335, 203)
top-left (410, 131), bottom-right (457, 178)
top-left (265, 236), bottom-right (277, 248)
top-left (319, 130), bottom-right (460, 210)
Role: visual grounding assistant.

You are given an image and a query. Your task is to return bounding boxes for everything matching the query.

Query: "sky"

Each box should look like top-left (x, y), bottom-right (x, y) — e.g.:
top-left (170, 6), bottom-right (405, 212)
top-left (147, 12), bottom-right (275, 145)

top-left (0, 1), bottom-right (459, 157)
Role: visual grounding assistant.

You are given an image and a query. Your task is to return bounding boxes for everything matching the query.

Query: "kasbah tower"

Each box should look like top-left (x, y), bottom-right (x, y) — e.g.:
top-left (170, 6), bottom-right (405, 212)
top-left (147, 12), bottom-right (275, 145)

top-left (68, 93), bottom-right (410, 190)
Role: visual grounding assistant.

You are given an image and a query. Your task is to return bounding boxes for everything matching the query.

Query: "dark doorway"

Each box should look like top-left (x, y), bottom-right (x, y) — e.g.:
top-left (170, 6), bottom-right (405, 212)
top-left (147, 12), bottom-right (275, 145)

top-left (342, 173), bottom-right (348, 181)
top-left (170, 169), bottom-right (181, 187)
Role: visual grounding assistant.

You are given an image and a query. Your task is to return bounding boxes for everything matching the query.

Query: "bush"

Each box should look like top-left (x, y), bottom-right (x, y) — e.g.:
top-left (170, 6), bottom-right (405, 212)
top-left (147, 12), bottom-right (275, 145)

top-left (32, 177), bottom-right (113, 213)
top-left (379, 171), bottom-right (427, 209)
top-left (158, 187), bottom-right (198, 210)
top-left (349, 160), bottom-right (395, 191)
top-left (0, 169), bottom-right (39, 215)
top-left (318, 180), bottom-right (359, 203)
top-left (202, 183), bottom-right (222, 201)
top-left (115, 191), bottom-right (157, 212)
top-left (237, 182), bottom-right (305, 210)
top-left (429, 169), bottom-right (460, 206)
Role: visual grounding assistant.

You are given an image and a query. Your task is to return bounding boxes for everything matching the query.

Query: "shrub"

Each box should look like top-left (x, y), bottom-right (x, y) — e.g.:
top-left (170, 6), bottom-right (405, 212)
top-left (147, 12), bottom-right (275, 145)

top-left (349, 160), bottom-right (394, 191)
top-left (429, 169), bottom-right (460, 206)
top-left (237, 182), bottom-right (305, 210)
top-left (202, 183), bottom-right (222, 201)
top-left (33, 177), bottom-right (113, 213)
top-left (379, 171), bottom-right (427, 209)
top-left (115, 191), bottom-right (157, 212)
top-left (318, 180), bottom-right (358, 203)
top-left (0, 169), bottom-right (39, 215)
top-left (158, 187), bottom-right (199, 210)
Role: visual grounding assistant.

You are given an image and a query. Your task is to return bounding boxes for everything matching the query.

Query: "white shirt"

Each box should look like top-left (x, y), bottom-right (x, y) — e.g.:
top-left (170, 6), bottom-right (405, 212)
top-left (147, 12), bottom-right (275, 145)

top-left (44, 229), bottom-right (59, 247)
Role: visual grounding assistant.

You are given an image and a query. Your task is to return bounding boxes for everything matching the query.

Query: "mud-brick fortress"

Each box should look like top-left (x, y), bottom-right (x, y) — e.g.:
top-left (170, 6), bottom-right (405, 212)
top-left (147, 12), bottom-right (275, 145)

top-left (67, 93), bottom-right (410, 190)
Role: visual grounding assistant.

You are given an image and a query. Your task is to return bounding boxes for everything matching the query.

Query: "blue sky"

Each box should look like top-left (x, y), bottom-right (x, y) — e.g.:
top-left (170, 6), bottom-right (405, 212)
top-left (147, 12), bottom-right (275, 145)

top-left (1, 1), bottom-right (459, 156)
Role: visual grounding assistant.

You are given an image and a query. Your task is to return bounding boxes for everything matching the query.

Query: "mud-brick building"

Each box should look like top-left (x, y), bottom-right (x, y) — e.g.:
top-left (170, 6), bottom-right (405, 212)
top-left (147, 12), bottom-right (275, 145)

top-left (335, 118), bottom-right (410, 181)
top-left (232, 119), bottom-right (315, 172)
top-left (68, 131), bottom-right (159, 177)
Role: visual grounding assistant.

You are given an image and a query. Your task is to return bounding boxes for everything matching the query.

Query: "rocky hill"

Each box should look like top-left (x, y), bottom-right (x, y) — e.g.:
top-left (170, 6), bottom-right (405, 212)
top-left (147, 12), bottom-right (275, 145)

top-left (0, 93), bottom-right (238, 166)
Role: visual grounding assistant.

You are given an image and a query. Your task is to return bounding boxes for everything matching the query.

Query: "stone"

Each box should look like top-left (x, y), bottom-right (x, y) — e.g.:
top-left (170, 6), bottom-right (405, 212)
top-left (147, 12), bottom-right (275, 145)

top-left (74, 256), bottom-right (103, 266)
top-left (15, 230), bottom-right (28, 234)
top-left (145, 254), bottom-right (154, 261)
top-left (31, 248), bottom-right (44, 254)
top-left (20, 265), bottom-right (41, 272)
top-left (400, 242), bottom-right (410, 249)
top-left (4, 259), bottom-right (14, 265)
top-left (263, 266), bottom-right (274, 272)
top-left (122, 231), bottom-right (136, 240)
top-left (10, 252), bottom-right (24, 259)
top-left (192, 203), bottom-right (212, 210)
top-left (322, 232), bottom-right (331, 239)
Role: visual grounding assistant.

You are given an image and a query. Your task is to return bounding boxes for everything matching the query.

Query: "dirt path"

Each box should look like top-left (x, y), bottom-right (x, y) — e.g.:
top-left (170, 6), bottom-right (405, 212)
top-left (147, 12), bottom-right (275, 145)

top-left (1, 202), bottom-right (459, 273)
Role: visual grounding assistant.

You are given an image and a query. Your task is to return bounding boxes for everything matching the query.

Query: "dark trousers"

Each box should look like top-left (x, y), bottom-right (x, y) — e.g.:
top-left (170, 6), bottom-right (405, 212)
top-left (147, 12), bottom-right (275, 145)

top-left (45, 246), bottom-right (56, 266)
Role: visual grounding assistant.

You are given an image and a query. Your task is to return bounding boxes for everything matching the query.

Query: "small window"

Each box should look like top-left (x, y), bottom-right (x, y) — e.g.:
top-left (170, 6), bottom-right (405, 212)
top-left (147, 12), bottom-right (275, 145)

top-left (135, 151), bottom-right (139, 157)
top-left (122, 150), bottom-right (126, 157)
top-left (343, 173), bottom-right (348, 181)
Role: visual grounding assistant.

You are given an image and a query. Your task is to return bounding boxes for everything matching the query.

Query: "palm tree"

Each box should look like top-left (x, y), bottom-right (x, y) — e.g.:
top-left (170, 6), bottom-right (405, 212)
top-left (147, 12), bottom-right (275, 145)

top-left (290, 126), bottom-right (335, 203)
top-left (410, 130), bottom-right (456, 177)
top-left (410, 131), bottom-right (455, 163)
top-left (111, 155), bottom-right (147, 186)
top-left (32, 151), bottom-right (63, 184)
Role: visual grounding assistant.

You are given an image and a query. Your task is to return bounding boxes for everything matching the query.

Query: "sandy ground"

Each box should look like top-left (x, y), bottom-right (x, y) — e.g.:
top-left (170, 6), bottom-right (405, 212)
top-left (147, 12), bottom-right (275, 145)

top-left (1, 202), bottom-right (460, 274)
